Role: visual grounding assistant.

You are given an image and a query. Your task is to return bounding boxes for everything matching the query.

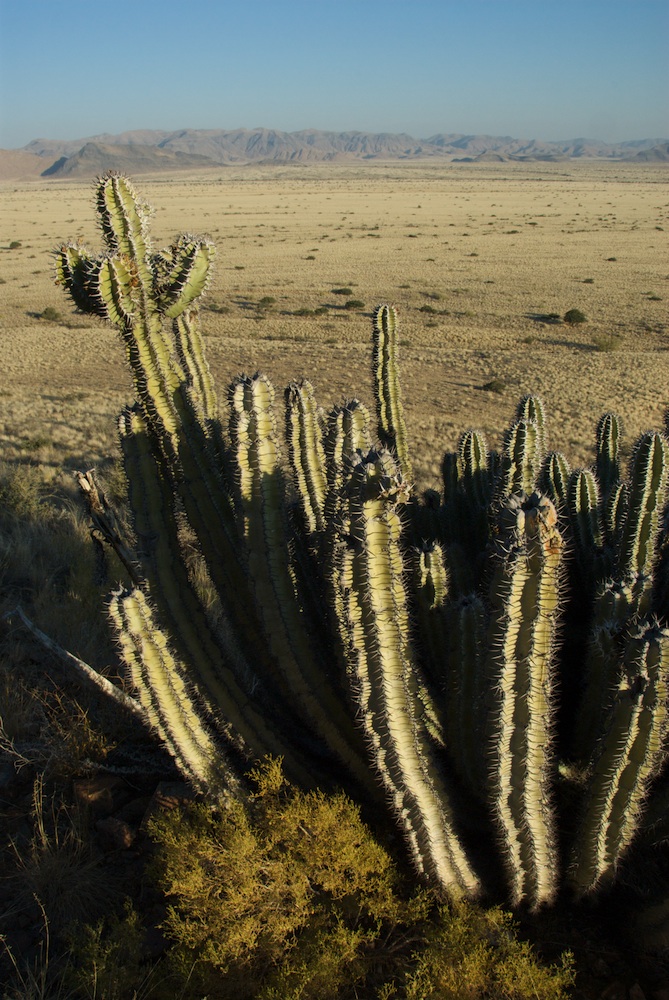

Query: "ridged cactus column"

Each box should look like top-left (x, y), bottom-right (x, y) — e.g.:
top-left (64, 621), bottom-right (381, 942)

top-left (571, 622), bottom-right (669, 896)
top-left (333, 448), bottom-right (480, 898)
top-left (372, 305), bottom-right (413, 481)
top-left (486, 492), bottom-right (563, 909)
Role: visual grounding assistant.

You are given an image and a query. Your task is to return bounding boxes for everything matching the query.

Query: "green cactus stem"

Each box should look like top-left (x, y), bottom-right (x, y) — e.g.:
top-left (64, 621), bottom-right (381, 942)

top-left (372, 304), bottom-right (413, 482)
top-left (515, 395), bottom-right (548, 459)
top-left (567, 468), bottom-right (607, 578)
top-left (540, 451), bottom-right (571, 510)
top-left (444, 593), bottom-right (487, 800)
top-left (116, 406), bottom-right (313, 783)
top-left (228, 373), bottom-right (371, 791)
top-left (571, 621), bottom-right (669, 897)
top-left (109, 587), bottom-right (235, 797)
top-left (486, 492), bottom-right (563, 909)
top-left (569, 577), bottom-right (634, 765)
top-left (618, 432), bottom-right (669, 596)
top-left (172, 310), bottom-right (220, 428)
top-left (596, 412), bottom-right (622, 499)
top-left (496, 420), bottom-right (543, 500)
top-left (285, 380), bottom-right (327, 535)
top-left (335, 448), bottom-right (480, 897)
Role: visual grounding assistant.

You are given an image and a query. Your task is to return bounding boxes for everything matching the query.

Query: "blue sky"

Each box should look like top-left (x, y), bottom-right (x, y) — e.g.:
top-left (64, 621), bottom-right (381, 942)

top-left (0, 0), bottom-right (667, 148)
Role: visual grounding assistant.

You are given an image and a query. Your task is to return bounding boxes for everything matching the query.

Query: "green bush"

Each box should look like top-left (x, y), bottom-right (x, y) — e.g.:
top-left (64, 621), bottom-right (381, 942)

top-left (39, 306), bottom-right (63, 322)
top-left (147, 760), bottom-right (573, 1000)
top-left (563, 308), bottom-right (587, 326)
top-left (481, 378), bottom-right (506, 393)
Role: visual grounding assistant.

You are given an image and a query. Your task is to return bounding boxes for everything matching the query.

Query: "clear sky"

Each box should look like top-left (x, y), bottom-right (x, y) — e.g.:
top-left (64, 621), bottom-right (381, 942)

top-left (0, 0), bottom-right (667, 149)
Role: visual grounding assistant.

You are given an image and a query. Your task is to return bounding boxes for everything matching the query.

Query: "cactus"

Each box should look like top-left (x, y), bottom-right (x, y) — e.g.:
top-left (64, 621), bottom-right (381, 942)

top-left (485, 492), bottom-right (563, 909)
top-left (331, 448), bottom-right (479, 897)
top-left (570, 621), bottom-right (669, 896)
top-left (59, 174), bottom-right (669, 918)
top-left (372, 304), bottom-right (412, 481)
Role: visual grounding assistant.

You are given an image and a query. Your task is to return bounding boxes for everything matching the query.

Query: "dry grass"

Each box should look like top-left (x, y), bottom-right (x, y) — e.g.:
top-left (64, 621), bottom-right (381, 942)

top-left (1, 159), bottom-right (667, 489)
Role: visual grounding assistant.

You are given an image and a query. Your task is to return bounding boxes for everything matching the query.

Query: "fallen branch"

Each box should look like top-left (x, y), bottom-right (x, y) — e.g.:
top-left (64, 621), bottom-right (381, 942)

top-left (3, 606), bottom-right (145, 720)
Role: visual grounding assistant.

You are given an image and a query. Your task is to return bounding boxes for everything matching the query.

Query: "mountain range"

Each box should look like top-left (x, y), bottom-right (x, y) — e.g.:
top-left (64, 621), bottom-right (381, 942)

top-left (1, 128), bottom-right (668, 179)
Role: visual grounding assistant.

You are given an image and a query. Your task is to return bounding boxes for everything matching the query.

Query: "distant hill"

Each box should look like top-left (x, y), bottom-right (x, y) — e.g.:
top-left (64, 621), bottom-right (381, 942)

top-left (39, 141), bottom-right (220, 177)
top-left (0, 149), bottom-right (46, 181)
top-left (631, 141), bottom-right (669, 162)
top-left (1, 128), bottom-right (667, 179)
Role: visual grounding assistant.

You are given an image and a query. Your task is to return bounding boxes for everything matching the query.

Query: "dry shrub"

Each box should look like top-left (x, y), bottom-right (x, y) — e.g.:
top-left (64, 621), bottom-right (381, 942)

top-left (148, 760), bottom-right (574, 1000)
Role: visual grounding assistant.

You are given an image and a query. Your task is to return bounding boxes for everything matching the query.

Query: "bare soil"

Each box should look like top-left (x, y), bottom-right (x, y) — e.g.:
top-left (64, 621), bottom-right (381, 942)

top-left (1, 159), bottom-right (667, 487)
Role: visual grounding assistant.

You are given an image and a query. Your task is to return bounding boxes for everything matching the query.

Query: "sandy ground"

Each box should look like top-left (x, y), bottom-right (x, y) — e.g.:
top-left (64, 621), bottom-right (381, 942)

top-left (0, 159), bottom-right (667, 490)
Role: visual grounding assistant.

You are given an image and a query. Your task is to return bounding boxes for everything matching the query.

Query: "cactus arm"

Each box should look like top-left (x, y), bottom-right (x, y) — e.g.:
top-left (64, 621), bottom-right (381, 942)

top-left (157, 235), bottom-right (216, 318)
top-left (457, 429), bottom-right (492, 509)
top-left (618, 432), bottom-right (669, 585)
top-left (285, 380), bottom-right (327, 535)
top-left (486, 493), bottom-right (562, 909)
top-left (110, 587), bottom-right (235, 796)
top-left (540, 451), bottom-right (571, 510)
top-left (604, 480), bottom-right (628, 550)
top-left (54, 245), bottom-right (109, 319)
top-left (117, 407), bottom-right (315, 781)
top-left (372, 305), bottom-right (413, 482)
top-left (323, 399), bottom-right (372, 527)
top-left (441, 451), bottom-right (458, 507)
top-left (516, 396), bottom-right (548, 458)
top-left (596, 412), bottom-right (622, 498)
top-left (454, 428), bottom-right (493, 557)
top-left (96, 172), bottom-right (153, 274)
top-left (337, 450), bottom-right (480, 897)
top-left (496, 421), bottom-right (542, 499)
top-left (444, 594), bottom-right (488, 799)
top-left (567, 468), bottom-right (606, 571)
top-left (571, 622), bottom-right (669, 896)
top-left (570, 578), bottom-right (634, 764)
top-left (172, 310), bottom-right (220, 425)
top-left (228, 374), bottom-right (372, 790)
top-left (411, 541), bottom-right (450, 685)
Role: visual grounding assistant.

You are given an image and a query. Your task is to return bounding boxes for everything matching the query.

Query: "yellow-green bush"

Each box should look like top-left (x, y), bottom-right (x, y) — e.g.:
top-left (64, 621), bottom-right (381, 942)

top-left (148, 760), bottom-right (574, 1000)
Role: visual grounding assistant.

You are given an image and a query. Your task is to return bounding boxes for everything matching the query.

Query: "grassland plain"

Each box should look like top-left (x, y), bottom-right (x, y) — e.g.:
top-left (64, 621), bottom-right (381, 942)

top-left (0, 159), bottom-right (667, 490)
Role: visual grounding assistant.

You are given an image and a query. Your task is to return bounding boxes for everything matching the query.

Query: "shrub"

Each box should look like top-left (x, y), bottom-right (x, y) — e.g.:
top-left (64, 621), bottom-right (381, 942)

top-left (147, 760), bottom-right (573, 1000)
top-left (39, 306), bottom-right (63, 322)
top-left (8, 240), bottom-right (21, 249)
top-left (0, 462), bottom-right (44, 519)
top-left (481, 378), bottom-right (506, 393)
top-left (332, 287), bottom-right (353, 295)
top-left (592, 332), bottom-right (622, 352)
top-left (563, 308), bottom-right (587, 326)
top-left (344, 299), bottom-right (365, 309)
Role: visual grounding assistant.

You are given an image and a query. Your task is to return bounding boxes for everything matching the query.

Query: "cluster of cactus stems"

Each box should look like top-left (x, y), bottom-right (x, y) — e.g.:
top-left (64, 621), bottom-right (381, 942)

top-left (56, 173), bottom-right (669, 914)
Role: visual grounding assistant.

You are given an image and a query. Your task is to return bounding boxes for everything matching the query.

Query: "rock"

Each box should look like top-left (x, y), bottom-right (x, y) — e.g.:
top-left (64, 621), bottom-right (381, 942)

top-left (629, 985), bottom-right (647, 1000)
top-left (95, 815), bottom-right (136, 851)
top-left (115, 794), bottom-right (152, 826)
top-left (600, 984), bottom-right (627, 1000)
top-left (73, 775), bottom-right (128, 816)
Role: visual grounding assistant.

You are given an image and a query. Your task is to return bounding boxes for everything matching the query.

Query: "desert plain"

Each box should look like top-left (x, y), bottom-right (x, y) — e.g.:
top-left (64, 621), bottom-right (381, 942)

top-left (0, 159), bottom-right (667, 491)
